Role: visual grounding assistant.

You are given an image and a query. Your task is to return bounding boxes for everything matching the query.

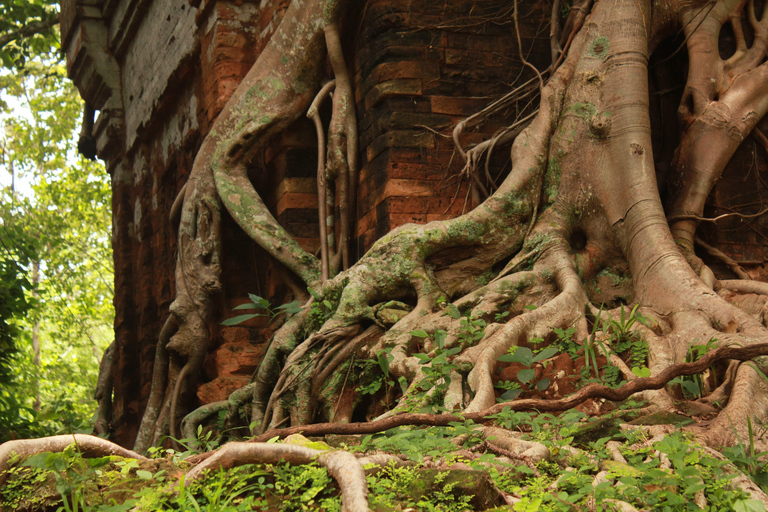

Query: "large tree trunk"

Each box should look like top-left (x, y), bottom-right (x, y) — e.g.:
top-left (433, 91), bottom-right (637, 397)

top-left (125, 0), bottom-right (768, 456)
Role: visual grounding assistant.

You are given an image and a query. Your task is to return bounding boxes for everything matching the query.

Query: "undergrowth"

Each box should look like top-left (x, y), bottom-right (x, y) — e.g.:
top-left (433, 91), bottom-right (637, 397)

top-left (4, 409), bottom-right (767, 511)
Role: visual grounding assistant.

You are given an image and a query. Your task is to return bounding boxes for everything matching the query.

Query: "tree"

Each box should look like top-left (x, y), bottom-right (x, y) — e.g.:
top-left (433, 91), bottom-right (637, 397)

top-left (0, 50), bottom-right (114, 440)
top-left (4, 0), bottom-right (768, 508)
top-left (127, 0), bottom-right (768, 452)
top-left (0, 0), bottom-right (59, 68)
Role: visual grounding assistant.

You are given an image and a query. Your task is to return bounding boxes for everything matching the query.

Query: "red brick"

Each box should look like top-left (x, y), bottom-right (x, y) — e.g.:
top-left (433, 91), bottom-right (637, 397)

top-left (277, 192), bottom-right (318, 213)
top-left (383, 179), bottom-right (435, 198)
top-left (388, 213), bottom-right (428, 228)
top-left (364, 79), bottom-right (422, 110)
top-left (430, 96), bottom-right (491, 116)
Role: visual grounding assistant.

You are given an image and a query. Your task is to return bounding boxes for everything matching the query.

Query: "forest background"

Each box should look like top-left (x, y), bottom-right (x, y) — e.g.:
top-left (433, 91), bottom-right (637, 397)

top-left (0, 0), bottom-right (113, 441)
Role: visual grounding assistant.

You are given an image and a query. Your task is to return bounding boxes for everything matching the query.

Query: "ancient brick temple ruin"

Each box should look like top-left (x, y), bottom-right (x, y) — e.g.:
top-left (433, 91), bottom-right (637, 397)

top-left (61, 0), bottom-right (768, 446)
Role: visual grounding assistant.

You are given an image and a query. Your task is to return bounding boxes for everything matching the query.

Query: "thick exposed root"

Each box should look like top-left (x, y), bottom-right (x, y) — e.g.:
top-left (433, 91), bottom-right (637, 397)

top-left (0, 435), bottom-right (147, 487)
top-left (185, 442), bottom-right (369, 512)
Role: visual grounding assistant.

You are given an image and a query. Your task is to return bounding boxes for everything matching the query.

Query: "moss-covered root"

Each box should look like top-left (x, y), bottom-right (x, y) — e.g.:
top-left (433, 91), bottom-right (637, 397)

top-left (181, 400), bottom-right (228, 449)
top-left (0, 435), bottom-right (148, 487)
top-left (249, 308), bottom-right (311, 431)
top-left (185, 442), bottom-right (369, 512)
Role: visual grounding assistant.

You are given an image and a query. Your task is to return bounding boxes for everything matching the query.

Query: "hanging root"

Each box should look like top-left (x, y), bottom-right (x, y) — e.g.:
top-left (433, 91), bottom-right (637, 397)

top-left (185, 442), bottom-right (369, 512)
top-left (134, 315), bottom-right (178, 453)
top-left (94, 341), bottom-right (115, 436)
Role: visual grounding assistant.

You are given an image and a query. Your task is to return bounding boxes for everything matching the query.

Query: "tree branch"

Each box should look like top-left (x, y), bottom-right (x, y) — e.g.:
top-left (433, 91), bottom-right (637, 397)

top-left (0, 19), bottom-right (58, 50)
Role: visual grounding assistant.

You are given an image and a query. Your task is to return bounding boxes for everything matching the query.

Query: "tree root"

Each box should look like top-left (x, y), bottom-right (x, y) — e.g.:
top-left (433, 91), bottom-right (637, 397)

top-left (94, 341), bottom-right (115, 436)
top-left (181, 400), bottom-right (228, 447)
top-left (185, 442), bottom-right (369, 512)
top-left (247, 341), bottom-right (768, 443)
top-left (0, 435), bottom-right (147, 487)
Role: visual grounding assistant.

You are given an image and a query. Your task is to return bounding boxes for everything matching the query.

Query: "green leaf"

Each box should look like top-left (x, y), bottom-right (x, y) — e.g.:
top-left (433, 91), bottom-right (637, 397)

top-left (22, 452), bottom-right (53, 469)
top-left (734, 499), bottom-right (767, 512)
top-left (631, 366), bottom-right (651, 378)
top-left (445, 304), bottom-right (462, 319)
top-left (681, 380), bottom-right (700, 397)
top-left (275, 300), bottom-right (303, 315)
top-left (517, 368), bottom-right (535, 384)
top-left (434, 329), bottom-right (447, 349)
top-left (221, 314), bottom-right (259, 325)
top-left (247, 294), bottom-right (270, 308)
top-left (524, 305), bottom-right (537, 310)
top-left (410, 329), bottom-right (429, 338)
top-left (376, 350), bottom-right (390, 378)
top-left (500, 389), bottom-right (522, 401)
top-left (532, 346), bottom-right (558, 362)
top-left (136, 469), bottom-right (153, 480)
top-left (233, 303), bottom-right (261, 310)
top-left (398, 376), bottom-right (409, 394)
top-left (536, 378), bottom-right (550, 391)
top-left (509, 347), bottom-right (534, 367)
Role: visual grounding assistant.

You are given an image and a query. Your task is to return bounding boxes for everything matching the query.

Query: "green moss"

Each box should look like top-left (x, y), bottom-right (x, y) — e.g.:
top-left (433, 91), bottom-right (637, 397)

top-left (284, 434), bottom-right (333, 451)
top-left (597, 267), bottom-right (631, 288)
top-left (588, 35), bottom-right (610, 58)
top-left (498, 191), bottom-right (529, 218)
top-left (543, 152), bottom-right (562, 204)
top-left (522, 232), bottom-right (554, 254)
top-left (446, 218), bottom-right (484, 241)
top-left (568, 102), bottom-right (597, 119)
top-left (476, 270), bottom-right (496, 286)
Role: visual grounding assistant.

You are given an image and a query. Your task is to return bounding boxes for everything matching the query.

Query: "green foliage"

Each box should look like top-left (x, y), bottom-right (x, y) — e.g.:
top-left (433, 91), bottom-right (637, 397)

top-left (410, 328), bottom-right (462, 412)
top-left (0, 50), bottom-right (113, 440)
top-left (367, 464), bottom-right (473, 512)
top-left (354, 420), bottom-right (483, 463)
top-left (498, 344), bottom-right (558, 397)
top-left (0, 256), bottom-right (34, 384)
top-left (222, 294), bottom-right (302, 326)
top-left (669, 338), bottom-right (717, 399)
top-left (0, 0), bottom-right (59, 70)
top-left (721, 415), bottom-right (768, 492)
top-left (444, 304), bottom-right (486, 348)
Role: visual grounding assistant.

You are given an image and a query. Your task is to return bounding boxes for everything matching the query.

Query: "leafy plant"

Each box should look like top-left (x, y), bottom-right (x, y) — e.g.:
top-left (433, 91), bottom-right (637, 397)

top-left (355, 347), bottom-right (406, 410)
top-left (669, 338), bottom-right (717, 399)
top-left (21, 444), bottom-right (111, 512)
top-left (444, 303), bottom-right (486, 348)
top-left (410, 328), bottom-right (461, 412)
top-left (222, 294), bottom-right (302, 326)
top-left (498, 344), bottom-right (558, 397)
top-left (722, 415), bottom-right (768, 492)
